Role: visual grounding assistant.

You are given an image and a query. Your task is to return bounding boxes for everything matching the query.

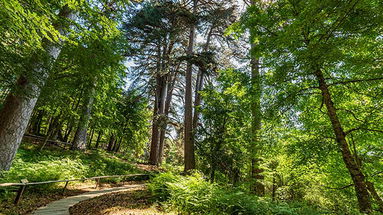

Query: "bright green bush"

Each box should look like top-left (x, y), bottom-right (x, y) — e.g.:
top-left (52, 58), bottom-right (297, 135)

top-left (148, 172), bottom-right (181, 201)
top-left (0, 145), bottom-right (140, 187)
top-left (149, 172), bottom-right (325, 215)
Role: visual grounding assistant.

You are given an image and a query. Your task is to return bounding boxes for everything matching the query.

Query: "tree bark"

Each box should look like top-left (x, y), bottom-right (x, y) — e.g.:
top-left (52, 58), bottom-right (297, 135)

top-left (315, 69), bottom-right (372, 213)
top-left (156, 75), bottom-right (167, 162)
top-left (0, 6), bottom-right (74, 171)
top-left (157, 40), bottom-right (176, 165)
top-left (192, 26), bottom-right (213, 134)
top-left (107, 133), bottom-right (116, 151)
top-left (184, 0), bottom-right (198, 172)
top-left (157, 70), bottom-right (178, 165)
top-left (63, 122), bottom-right (73, 142)
top-left (114, 137), bottom-right (122, 152)
top-left (29, 109), bottom-right (44, 135)
top-left (149, 42), bottom-right (163, 165)
top-left (249, 33), bottom-right (265, 195)
top-left (366, 181), bottom-right (383, 212)
top-left (72, 82), bottom-right (96, 150)
top-left (88, 128), bottom-right (94, 149)
top-left (95, 130), bottom-right (102, 149)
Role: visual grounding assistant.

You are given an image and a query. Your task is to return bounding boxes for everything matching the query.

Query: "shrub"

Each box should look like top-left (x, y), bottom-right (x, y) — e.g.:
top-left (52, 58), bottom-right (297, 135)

top-left (148, 172), bottom-right (181, 201)
top-left (149, 172), bottom-right (324, 215)
top-left (0, 145), bottom-right (140, 192)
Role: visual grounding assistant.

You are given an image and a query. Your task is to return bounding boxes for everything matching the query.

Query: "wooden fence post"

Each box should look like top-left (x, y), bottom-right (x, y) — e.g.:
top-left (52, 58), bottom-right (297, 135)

top-left (62, 181), bottom-right (69, 195)
top-left (14, 179), bottom-right (28, 205)
top-left (95, 178), bottom-right (100, 189)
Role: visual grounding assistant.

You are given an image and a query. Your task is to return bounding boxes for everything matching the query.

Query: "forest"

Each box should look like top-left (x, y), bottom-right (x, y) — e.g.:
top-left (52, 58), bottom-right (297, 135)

top-left (0, 0), bottom-right (382, 214)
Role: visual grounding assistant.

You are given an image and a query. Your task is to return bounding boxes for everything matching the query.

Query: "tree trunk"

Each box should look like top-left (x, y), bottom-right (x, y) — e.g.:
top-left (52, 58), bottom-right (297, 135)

top-left (114, 137), bottom-right (122, 152)
top-left (156, 75), bottom-right (167, 163)
top-left (149, 43), bottom-right (163, 165)
top-left (250, 42), bottom-right (265, 196)
top-left (192, 26), bottom-right (213, 133)
top-left (149, 85), bottom-right (160, 164)
top-left (232, 168), bottom-right (240, 186)
top-left (40, 113), bottom-right (61, 151)
top-left (107, 134), bottom-right (116, 152)
top-left (63, 122), bottom-right (73, 142)
top-left (158, 73), bottom-right (177, 164)
top-left (0, 6), bottom-right (74, 171)
top-left (88, 128), bottom-right (94, 149)
top-left (366, 181), bottom-right (383, 212)
top-left (184, 0), bottom-right (198, 172)
top-left (157, 41), bottom-right (176, 165)
top-left (315, 69), bottom-right (372, 213)
top-left (29, 109), bottom-right (44, 135)
top-left (72, 83), bottom-right (96, 150)
top-left (95, 130), bottom-right (102, 149)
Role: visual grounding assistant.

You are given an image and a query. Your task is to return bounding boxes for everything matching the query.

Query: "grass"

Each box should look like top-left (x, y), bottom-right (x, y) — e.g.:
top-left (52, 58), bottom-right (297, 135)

top-left (0, 142), bottom-right (144, 215)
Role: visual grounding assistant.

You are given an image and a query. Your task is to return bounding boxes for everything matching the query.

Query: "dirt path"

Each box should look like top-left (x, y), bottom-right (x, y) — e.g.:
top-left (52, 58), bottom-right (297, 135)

top-left (69, 185), bottom-right (174, 215)
top-left (31, 184), bottom-right (144, 215)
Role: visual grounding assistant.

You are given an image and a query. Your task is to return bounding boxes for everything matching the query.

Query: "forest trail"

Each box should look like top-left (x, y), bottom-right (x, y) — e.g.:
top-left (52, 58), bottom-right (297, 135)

top-left (32, 184), bottom-right (144, 215)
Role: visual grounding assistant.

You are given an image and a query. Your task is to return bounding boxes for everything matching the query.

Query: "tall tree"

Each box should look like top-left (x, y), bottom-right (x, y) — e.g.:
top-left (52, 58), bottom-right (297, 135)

top-left (124, 1), bottom-right (191, 165)
top-left (0, 4), bottom-right (75, 171)
top-left (248, 0), bottom-right (265, 197)
top-left (184, 0), bottom-right (198, 172)
top-left (241, 0), bottom-right (383, 212)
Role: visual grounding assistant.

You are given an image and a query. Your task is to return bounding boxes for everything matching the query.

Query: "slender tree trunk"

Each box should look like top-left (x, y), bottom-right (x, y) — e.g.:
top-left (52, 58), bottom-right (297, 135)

top-left (249, 42), bottom-right (265, 196)
top-left (72, 82), bottom-right (96, 150)
top-left (111, 136), bottom-right (118, 152)
top-left (232, 168), bottom-right (240, 186)
top-left (64, 90), bottom-right (83, 142)
top-left (114, 137), bottom-right (122, 152)
top-left (184, 0), bottom-right (198, 172)
top-left (0, 6), bottom-right (74, 171)
top-left (29, 109), bottom-right (44, 135)
top-left (35, 110), bottom-right (44, 135)
top-left (315, 69), bottom-right (372, 213)
top-left (149, 43), bottom-right (163, 165)
top-left (157, 72), bottom-right (177, 165)
top-left (88, 128), bottom-right (94, 149)
top-left (156, 75), bottom-right (167, 161)
top-left (95, 131), bottom-right (102, 149)
top-left (192, 26), bottom-right (213, 132)
top-left (64, 122), bottom-right (73, 142)
top-left (366, 181), bottom-right (383, 212)
top-left (149, 83), bottom-right (160, 164)
top-left (107, 134), bottom-right (116, 152)
top-left (157, 40), bottom-right (176, 165)
top-left (40, 112), bottom-right (61, 151)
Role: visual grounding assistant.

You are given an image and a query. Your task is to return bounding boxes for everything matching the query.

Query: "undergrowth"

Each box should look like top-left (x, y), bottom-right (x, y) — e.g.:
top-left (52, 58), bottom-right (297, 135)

top-left (0, 144), bottom-right (141, 192)
top-left (149, 172), bottom-right (326, 215)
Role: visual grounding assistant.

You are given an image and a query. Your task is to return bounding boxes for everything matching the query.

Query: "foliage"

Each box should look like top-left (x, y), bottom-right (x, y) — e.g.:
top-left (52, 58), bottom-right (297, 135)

top-left (149, 172), bottom-right (324, 215)
top-left (0, 144), bottom-right (140, 189)
top-left (197, 68), bottom-right (252, 182)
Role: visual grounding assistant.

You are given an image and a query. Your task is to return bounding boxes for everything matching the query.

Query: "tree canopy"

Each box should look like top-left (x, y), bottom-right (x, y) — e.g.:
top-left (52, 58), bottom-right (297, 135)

top-left (0, 0), bottom-right (382, 214)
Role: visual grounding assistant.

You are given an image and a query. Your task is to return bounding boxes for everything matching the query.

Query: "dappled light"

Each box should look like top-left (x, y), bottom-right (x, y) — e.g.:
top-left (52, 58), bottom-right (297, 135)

top-left (0, 0), bottom-right (382, 214)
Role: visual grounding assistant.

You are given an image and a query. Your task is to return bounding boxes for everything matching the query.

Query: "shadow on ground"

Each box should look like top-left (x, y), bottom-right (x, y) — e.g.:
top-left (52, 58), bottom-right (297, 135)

top-left (69, 186), bottom-right (174, 215)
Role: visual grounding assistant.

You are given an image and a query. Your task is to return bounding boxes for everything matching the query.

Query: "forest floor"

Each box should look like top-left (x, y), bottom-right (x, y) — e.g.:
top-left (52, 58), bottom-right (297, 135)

top-left (0, 143), bottom-right (157, 215)
top-left (69, 185), bottom-right (174, 215)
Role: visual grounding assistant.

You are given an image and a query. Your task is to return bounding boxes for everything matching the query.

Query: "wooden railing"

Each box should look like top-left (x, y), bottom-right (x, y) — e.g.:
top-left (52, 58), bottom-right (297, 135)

top-left (0, 174), bottom-right (149, 204)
